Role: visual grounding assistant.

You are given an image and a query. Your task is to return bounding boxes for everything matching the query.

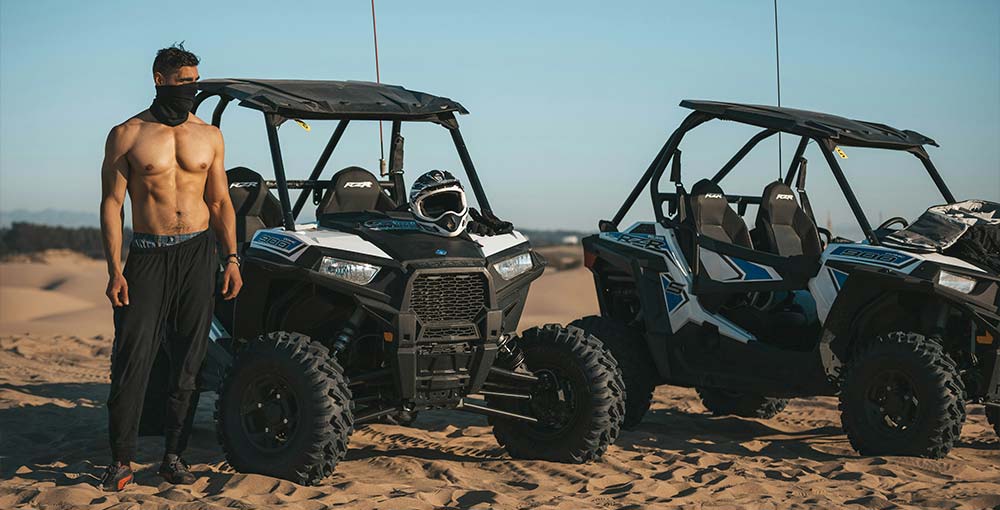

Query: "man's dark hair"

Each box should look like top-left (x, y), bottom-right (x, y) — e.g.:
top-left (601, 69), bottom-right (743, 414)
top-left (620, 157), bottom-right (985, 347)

top-left (152, 44), bottom-right (200, 76)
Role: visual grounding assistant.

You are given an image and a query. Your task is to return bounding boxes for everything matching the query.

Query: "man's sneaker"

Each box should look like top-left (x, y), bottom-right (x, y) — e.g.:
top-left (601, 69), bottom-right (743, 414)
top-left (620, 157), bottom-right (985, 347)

top-left (100, 461), bottom-right (133, 492)
top-left (158, 454), bottom-right (196, 485)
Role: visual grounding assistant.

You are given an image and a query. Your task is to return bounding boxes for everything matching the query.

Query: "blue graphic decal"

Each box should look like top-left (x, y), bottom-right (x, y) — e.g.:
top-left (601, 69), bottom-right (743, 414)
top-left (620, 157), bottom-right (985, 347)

top-left (660, 273), bottom-right (688, 312)
top-left (829, 267), bottom-right (849, 290)
top-left (829, 246), bottom-right (916, 269)
top-left (252, 231), bottom-right (306, 257)
top-left (435, 249), bottom-right (448, 256)
top-left (729, 257), bottom-right (778, 281)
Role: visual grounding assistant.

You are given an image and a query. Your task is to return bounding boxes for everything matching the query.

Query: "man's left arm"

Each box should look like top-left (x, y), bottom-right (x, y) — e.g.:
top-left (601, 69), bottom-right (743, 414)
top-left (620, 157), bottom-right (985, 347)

top-left (205, 127), bottom-right (242, 300)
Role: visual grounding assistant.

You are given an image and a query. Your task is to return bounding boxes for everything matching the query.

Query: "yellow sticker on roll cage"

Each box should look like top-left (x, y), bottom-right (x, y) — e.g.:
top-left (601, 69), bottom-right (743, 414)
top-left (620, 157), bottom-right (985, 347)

top-left (835, 146), bottom-right (848, 159)
top-left (293, 119), bottom-right (311, 132)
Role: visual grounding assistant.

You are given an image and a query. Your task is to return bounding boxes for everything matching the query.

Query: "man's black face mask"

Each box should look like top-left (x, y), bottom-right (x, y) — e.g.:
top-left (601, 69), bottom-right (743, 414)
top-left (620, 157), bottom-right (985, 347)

top-left (149, 83), bottom-right (198, 126)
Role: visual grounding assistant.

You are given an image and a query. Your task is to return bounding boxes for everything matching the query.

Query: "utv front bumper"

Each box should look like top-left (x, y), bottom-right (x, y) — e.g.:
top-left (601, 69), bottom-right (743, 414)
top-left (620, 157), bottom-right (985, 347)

top-left (355, 260), bottom-right (543, 407)
top-left (397, 267), bottom-right (502, 405)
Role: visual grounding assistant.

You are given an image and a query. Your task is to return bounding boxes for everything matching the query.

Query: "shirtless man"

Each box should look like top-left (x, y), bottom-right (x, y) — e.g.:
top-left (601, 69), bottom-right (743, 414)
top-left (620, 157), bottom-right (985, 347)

top-left (98, 45), bottom-right (242, 491)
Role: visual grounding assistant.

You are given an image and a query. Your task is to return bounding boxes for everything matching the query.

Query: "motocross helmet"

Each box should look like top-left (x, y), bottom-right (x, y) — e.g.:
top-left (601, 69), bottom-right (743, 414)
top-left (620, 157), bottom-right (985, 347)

top-left (409, 170), bottom-right (469, 237)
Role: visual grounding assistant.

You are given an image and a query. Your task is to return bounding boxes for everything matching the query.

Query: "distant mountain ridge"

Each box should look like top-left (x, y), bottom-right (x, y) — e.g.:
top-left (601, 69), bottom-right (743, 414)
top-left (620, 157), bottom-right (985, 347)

top-left (0, 208), bottom-right (867, 245)
top-left (0, 209), bottom-right (591, 244)
top-left (1, 209), bottom-right (101, 228)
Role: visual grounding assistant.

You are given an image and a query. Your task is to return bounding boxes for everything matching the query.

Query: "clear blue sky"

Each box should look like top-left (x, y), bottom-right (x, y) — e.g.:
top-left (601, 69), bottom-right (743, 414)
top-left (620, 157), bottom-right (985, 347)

top-left (1, 0), bottom-right (998, 233)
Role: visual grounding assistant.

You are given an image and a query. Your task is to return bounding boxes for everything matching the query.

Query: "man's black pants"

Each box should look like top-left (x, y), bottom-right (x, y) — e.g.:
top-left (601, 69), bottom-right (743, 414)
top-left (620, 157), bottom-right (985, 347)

top-left (108, 230), bottom-right (216, 463)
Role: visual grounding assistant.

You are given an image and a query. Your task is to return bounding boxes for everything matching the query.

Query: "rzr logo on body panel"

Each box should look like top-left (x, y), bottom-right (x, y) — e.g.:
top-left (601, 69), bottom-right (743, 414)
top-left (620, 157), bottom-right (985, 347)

top-left (705, 193), bottom-right (723, 199)
top-left (776, 194), bottom-right (794, 200)
top-left (343, 181), bottom-right (373, 188)
top-left (602, 231), bottom-right (681, 267)
top-left (605, 232), bottom-right (670, 252)
top-left (229, 181), bottom-right (258, 188)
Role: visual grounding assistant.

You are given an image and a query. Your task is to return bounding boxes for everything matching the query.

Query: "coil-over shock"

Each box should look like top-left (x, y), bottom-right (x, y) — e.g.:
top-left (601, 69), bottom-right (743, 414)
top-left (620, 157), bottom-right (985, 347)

top-left (496, 334), bottom-right (526, 370)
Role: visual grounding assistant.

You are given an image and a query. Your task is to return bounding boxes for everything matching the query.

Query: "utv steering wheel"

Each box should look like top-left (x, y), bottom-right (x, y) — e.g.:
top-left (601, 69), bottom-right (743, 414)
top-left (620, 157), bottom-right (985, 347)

top-left (877, 217), bottom-right (909, 231)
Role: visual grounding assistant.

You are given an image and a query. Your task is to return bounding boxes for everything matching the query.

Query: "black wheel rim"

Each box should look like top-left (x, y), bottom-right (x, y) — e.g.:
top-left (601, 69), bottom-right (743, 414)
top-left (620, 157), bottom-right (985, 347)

top-left (526, 368), bottom-right (579, 438)
top-left (863, 369), bottom-right (919, 432)
top-left (239, 373), bottom-right (301, 452)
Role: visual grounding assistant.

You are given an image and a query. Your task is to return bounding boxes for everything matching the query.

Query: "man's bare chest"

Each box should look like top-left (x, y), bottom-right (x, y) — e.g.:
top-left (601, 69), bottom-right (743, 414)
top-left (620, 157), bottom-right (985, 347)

top-left (128, 128), bottom-right (215, 177)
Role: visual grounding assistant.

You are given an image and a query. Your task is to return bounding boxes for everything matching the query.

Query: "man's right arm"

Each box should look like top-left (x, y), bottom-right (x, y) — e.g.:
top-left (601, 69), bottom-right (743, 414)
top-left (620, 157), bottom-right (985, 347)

top-left (100, 124), bottom-right (133, 307)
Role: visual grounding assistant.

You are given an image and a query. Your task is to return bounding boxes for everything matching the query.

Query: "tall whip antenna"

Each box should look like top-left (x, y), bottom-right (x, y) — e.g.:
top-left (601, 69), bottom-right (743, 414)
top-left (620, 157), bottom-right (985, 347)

top-left (371, 0), bottom-right (386, 175)
top-left (773, 0), bottom-right (782, 178)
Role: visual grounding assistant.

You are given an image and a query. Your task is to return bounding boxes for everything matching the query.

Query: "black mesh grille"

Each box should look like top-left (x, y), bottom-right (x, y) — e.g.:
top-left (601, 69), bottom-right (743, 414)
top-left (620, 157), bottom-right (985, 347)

top-left (422, 325), bottom-right (479, 339)
top-left (409, 272), bottom-right (487, 324)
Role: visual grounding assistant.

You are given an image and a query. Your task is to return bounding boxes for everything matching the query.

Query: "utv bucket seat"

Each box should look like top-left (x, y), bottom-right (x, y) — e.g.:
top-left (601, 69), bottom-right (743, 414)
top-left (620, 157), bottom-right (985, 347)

top-left (751, 181), bottom-right (822, 324)
top-left (226, 167), bottom-right (283, 245)
top-left (317, 166), bottom-right (396, 215)
top-left (684, 179), bottom-right (754, 311)
top-left (752, 181), bottom-right (822, 257)
top-left (686, 178), bottom-right (753, 249)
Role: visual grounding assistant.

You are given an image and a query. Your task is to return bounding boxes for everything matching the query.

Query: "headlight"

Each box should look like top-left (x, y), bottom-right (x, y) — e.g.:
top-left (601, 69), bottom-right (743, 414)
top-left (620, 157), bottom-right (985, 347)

top-left (937, 270), bottom-right (976, 294)
top-left (493, 252), bottom-right (533, 280)
top-left (319, 256), bottom-right (380, 285)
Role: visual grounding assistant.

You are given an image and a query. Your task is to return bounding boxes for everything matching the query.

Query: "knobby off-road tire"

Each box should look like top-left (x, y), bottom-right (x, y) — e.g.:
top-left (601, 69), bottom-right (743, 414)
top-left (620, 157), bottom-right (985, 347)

top-left (696, 387), bottom-right (789, 419)
top-left (571, 315), bottom-right (657, 429)
top-left (490, 324), bottom-right (626, 463)
top-left (216, 331), bottom-right (354, 484)
top-left (984, 406), bottom-right (1000, 439)
top-left (839, 331), bottom-right (965, 458)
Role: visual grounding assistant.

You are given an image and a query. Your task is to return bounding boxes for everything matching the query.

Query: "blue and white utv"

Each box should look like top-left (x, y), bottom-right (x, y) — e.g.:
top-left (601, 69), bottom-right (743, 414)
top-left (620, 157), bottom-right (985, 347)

top-left (575, 100), bottom-right (1000, 458)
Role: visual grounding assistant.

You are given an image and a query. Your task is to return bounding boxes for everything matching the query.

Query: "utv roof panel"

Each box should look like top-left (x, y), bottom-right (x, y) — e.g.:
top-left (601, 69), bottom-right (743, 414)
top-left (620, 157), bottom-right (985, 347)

top-left (681, 100), bottom-right (937, 149)
top-left (197, 79), bottom-right (469, 121)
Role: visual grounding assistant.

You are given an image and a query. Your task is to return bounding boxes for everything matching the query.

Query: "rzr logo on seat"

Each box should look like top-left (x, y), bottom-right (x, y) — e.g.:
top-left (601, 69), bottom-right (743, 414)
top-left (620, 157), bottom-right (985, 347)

top-left (705, 193), bottom-right (723, 199)
top-left (229, 182), bottom-right (258, 188)
top-left (776, 194), bottom-right (794, 200)
top-left (343, 181), bottom-right (373, 189)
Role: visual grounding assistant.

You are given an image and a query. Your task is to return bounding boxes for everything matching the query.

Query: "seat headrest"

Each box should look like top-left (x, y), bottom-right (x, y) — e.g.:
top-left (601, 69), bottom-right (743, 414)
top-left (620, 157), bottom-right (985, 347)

top-left (760, 181), bottom-right (800, 225)
top-left (689, 178), bottom-right (731, 226)
top-left (690, 178), bottom-right (724, 197)
top-left (227, 167), bottom-right (268, 216)
top-left (754, 179), bottom-right (822, 257)
top-left (317, 166), bottom-right (387, 215)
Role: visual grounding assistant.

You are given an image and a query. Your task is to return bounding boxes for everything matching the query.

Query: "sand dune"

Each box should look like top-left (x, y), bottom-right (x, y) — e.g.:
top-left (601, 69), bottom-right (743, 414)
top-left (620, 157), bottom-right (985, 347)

top-left (521, 267), bottom-right (599, 329)
top-left (0, 254), bottom-right (111, 337)
top-left (0, 288), bottom-right (96, 323)
top-left (1, 256), bottom-right (998, 509)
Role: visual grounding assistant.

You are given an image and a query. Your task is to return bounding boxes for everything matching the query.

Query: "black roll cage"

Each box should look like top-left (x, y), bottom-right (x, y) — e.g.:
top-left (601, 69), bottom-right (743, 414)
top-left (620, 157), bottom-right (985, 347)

top-left (607, 110), bottom-right (957, 245)
top-left (193, 91), bottom-right (494, 232)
